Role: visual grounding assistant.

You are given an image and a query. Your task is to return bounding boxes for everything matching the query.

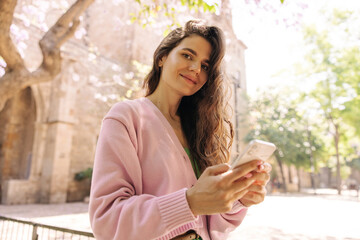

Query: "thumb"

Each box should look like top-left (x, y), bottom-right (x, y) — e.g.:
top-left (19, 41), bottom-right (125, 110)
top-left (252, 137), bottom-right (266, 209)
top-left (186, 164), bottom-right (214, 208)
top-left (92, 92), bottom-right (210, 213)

top-left (205, 163), bottom-right (230, 176)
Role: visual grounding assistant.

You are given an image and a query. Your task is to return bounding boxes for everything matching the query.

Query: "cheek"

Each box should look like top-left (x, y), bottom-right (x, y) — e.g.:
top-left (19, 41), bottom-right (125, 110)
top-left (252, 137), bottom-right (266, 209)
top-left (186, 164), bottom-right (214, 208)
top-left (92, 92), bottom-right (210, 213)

top-left (199, 74), bottom-right (208, 85)
top-left (162, 64), bottom-right (175, 81)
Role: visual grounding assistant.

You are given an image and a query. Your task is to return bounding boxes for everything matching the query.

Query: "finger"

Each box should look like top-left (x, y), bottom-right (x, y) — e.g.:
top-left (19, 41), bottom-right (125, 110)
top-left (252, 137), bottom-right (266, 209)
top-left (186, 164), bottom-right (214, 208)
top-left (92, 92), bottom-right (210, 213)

top-left (243, 172), bottom-right (253, 179)
top-left (232, 159), bottom-right (263, 170)
top-left (239, 198), bottom-right (254, 207)
top-left (233, 189), bottom-right (249, 201)
top-left (204, 163), bottom-right (230, 176)
top-left (247, 184), bottom-right (267, 195)
top-left (263, 162), bottom-right (272, 172)
top-left (257, 162), bottom-right (272, 173)
top-left (224, 160), bottom-right (262, 183)
top-left (231, 177), bottom-right (256, 194)
top-left (251, 172), bottom-right (270, 184)
top-left (242, 190), bottom-right (265, 204)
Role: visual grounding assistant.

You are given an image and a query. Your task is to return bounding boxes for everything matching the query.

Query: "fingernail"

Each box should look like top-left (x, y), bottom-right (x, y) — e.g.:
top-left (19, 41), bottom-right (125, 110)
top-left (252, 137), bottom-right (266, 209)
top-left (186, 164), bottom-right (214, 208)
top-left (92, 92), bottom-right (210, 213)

top-left (244, 173), bottom-right (253, 178)
top-left (257, 160), bottom-right (263, 165)
top-left (258, 165), bottom-right (264, 171)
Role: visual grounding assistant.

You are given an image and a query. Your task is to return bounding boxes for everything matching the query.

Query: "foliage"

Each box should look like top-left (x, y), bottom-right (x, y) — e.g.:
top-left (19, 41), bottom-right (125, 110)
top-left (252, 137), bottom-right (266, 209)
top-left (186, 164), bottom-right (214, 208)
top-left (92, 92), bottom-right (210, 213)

top-left (245, 87), bottom-right (324, 171)
top-left (75, 167), bottom-right (93, 181)
top-left (335, 46), bottom-right (360, 136)
top-left (340, 164), bottom-right (351, 180)
top-left (130, 0), bottom-right (288, 35)
top-left (130, 0), bottom-right (219, 35)
top-left (302, 9), bottom-right (360, 138)
top-left (349, 158), bottom-right (360, 171)
top-left (294, 9), bottom-right (360, 193)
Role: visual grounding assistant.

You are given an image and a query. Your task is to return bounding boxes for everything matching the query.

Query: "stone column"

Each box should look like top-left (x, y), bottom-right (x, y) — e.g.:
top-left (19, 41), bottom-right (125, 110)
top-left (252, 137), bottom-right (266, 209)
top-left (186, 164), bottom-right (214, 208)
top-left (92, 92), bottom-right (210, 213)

top-left (40, 122), bottom-right (74, 203)
top-left (40, 61), bottom-right (77, 203)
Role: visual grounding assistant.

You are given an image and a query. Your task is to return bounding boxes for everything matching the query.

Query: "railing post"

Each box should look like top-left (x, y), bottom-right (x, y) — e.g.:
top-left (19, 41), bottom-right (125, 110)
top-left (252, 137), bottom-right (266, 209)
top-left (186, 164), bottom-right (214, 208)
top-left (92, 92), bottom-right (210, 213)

top-left (32, 224), bottom-right (38, 240)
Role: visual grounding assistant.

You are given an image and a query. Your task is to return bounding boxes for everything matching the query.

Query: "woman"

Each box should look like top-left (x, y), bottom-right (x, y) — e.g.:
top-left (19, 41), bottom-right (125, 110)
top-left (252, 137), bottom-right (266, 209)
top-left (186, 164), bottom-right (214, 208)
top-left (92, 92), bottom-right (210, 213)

top-left (89, 20), bottom-right (271, 240)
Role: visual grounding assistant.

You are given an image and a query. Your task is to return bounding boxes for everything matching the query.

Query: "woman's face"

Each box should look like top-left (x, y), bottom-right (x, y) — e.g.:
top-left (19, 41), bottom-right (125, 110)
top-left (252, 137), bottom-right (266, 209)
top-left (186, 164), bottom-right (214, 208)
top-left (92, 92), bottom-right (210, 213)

top-left (159, 34), bottom-right (212, 97)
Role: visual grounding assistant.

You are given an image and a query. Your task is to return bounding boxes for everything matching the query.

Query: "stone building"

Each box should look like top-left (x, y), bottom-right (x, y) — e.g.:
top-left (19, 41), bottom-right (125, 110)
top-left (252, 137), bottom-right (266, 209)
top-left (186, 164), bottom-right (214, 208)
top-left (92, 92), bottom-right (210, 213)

top-left (0, 0), bottom-right (248, 204)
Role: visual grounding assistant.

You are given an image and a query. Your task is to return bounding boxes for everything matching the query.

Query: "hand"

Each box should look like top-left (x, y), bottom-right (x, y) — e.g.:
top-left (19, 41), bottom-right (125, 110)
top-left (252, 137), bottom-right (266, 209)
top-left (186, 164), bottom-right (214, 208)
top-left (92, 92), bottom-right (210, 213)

top-left (239, 162), bottom-right (271, 207)
top-left (186, 160), bottom-right (262, 216)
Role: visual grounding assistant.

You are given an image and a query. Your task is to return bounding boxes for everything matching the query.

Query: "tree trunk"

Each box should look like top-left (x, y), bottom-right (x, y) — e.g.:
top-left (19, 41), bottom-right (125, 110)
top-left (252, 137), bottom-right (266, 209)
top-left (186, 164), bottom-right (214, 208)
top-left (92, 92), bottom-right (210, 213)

top-left (310, 171), bottom-right (316, 194)
top-left (276, 158), bottom-right (287, 193)
top-left (307, 125), bottom-right (317, 194)
top-left (334, 124), bottom-right (341, 195)
top-left (327, 166), bottom-right (332, 187)
top-left (288, 166), bottom-right (293, 184)
top-left (296, 167), bottom-right (301, 192)
top-left (0, 0), bottom-right (94, 111)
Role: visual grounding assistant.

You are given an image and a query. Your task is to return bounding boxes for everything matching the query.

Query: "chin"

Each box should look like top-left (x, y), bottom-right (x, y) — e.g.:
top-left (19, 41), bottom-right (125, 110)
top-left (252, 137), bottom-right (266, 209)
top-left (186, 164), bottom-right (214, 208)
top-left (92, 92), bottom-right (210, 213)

top-left (177, 85), bottom-right (201, 97)
top-left (181, 90), bottom-right (197, 97)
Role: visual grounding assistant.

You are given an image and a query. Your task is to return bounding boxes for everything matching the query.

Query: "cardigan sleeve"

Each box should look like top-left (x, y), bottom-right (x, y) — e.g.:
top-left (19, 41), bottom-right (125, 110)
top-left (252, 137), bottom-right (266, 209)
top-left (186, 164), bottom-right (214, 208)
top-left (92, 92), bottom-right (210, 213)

top-left (89, 117), bottom-right (196, 240)
top-left (207, 200), bottom-right (248, 239)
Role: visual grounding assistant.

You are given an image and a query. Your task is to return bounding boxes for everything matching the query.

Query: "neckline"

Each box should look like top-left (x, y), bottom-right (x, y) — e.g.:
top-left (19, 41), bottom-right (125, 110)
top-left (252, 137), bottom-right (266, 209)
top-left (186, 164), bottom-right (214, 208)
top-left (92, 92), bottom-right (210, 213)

top-left (142, 97), bottom-right (201, 179)
top-left (142, 97), bottom-right (188, 154)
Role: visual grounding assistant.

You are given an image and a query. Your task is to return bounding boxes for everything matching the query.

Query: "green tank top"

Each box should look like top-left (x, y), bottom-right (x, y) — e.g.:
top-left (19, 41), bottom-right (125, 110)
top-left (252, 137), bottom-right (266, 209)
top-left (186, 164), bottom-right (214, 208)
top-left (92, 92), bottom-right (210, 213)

top-left (184, 148), bottom-right (201, 179)
top-left (183, 148), bottom-right (203, 240)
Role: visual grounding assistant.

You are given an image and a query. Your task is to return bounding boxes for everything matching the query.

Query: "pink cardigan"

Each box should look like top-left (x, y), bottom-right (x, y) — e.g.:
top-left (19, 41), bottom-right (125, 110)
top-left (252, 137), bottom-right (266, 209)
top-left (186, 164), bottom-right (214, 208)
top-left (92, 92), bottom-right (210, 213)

top-left (89, 97), bottom-right (247, 240)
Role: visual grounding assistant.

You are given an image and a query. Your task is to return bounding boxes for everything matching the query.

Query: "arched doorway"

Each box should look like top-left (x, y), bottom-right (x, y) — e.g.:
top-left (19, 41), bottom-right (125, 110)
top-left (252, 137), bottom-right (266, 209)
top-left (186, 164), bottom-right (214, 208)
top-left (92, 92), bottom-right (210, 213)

top-left (0, 87), bottom-right (36, 201)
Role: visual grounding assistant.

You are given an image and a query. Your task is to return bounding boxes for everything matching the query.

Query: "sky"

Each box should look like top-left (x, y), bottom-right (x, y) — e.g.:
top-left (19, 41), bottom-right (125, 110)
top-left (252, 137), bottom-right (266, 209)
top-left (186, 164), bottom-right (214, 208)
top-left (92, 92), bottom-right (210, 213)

top-left (230, 0), bottom-right (360, 97)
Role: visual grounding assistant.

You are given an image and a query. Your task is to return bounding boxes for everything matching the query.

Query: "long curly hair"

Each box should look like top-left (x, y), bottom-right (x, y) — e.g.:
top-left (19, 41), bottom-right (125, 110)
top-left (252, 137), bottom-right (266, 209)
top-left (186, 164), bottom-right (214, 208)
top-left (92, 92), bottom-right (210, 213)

top-left (143, 20), bottom-right (233, 172)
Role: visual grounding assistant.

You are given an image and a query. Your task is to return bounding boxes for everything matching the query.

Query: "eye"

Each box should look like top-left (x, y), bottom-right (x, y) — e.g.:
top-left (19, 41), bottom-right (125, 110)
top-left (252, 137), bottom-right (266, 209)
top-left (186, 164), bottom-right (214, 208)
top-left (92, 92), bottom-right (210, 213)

top-left (201, 64), bottom-right (209, 72)
top-left (182, 53), bottom-right (192, 60)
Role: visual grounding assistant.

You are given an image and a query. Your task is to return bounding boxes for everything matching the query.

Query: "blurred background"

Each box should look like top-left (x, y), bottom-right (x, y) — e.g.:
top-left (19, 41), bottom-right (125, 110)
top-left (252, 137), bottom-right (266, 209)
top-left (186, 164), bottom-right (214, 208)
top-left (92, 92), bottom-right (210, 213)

top-left (0, 0), bottom-right (359, 239)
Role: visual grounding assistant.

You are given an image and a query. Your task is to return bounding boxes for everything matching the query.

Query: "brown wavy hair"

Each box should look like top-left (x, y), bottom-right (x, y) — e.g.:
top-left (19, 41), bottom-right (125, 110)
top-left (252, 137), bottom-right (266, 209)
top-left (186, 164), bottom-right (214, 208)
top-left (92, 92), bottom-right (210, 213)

top-left (143, 20), bottom-right (233, 172)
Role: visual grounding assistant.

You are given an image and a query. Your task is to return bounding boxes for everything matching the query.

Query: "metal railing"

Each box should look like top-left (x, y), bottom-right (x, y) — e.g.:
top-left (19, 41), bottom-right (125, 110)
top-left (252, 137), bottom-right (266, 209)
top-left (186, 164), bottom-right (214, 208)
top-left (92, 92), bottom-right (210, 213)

top-left (0, 215), bottom-right (95, 240)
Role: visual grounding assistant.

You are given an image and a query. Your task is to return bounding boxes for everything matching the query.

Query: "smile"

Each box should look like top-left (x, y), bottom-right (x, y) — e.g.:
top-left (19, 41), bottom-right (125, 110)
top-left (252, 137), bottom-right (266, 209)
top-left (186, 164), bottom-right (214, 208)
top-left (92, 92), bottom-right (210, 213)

top-left (180, 74), bottom-right (197, 85)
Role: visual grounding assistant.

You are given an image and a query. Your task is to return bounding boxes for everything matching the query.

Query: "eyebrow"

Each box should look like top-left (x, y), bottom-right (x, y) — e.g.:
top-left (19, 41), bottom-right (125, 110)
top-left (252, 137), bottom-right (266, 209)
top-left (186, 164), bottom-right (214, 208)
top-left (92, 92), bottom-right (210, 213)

top-left (182, 48), bottom-right (210, 64)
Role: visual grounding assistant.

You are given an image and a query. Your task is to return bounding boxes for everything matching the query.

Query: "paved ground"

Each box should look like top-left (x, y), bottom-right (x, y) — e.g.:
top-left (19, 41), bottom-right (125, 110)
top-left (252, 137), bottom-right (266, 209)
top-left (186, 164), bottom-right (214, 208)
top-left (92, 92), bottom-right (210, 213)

top-left (229, 189), bottom-right (360, 240)
top-left (0, 189), bottom-right (359, 240)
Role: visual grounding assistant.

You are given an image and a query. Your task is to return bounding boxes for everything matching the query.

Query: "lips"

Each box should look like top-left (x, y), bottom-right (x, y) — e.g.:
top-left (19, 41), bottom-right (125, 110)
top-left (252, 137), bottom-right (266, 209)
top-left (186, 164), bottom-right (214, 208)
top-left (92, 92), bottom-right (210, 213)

top-left (180, 74), bottom-right (197, 84)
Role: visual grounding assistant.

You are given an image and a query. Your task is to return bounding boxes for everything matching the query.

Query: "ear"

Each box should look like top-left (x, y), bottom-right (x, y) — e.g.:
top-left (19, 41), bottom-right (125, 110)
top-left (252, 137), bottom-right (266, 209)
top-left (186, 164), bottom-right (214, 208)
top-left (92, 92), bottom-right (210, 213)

top-left (158, 55), bottom-right (167, 67)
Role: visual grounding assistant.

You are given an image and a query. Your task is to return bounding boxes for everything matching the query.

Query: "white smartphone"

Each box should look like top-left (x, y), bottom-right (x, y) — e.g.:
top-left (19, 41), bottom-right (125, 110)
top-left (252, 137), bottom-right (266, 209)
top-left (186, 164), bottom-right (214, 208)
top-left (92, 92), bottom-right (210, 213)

top-left (231, 140), bottom-right (276, 168)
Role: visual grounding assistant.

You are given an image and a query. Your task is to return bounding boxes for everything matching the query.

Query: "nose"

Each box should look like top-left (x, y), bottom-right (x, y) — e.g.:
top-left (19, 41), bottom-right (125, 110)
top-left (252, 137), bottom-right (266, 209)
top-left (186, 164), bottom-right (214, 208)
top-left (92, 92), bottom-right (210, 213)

top-left (189, 61), bottom-right (201, 74)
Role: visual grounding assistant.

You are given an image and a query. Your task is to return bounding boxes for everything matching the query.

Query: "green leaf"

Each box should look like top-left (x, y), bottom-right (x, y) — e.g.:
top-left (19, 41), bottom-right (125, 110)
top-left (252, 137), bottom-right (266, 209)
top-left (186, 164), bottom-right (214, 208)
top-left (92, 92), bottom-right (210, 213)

top-left (74, 168), bottom-right (93, 181)
top-left (209, 5), bottom-right (216, 13)
top-left (203, 3), bottom-right (209, 12)
top-left (130, 16), bottom-right (137, 23)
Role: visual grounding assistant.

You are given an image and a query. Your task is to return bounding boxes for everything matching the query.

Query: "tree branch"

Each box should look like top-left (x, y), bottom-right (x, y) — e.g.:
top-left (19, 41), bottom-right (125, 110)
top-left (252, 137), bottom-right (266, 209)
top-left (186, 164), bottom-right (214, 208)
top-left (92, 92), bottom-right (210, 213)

top-left (0, 0), bottom-right (94, 111)
top-left (56, 19), bottom-right (81, 48)
top-left (39, 0), bottom-right (94, 75)
top-left (0, 0), bottom-right (25, 70)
